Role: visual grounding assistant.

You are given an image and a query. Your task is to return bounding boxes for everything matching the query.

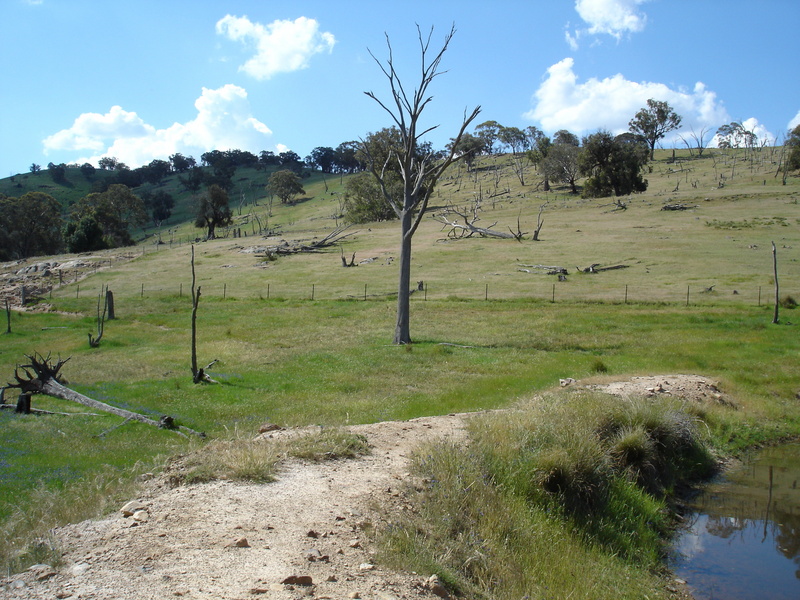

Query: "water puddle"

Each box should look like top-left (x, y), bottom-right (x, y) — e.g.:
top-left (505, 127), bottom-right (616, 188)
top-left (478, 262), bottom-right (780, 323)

top-left (670, 443), bottom-right (800, 599)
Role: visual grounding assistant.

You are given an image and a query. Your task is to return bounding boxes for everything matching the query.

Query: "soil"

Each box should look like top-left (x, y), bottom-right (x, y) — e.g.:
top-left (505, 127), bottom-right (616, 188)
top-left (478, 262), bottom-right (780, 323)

top-left (2, 375), bottom-right (724, 600)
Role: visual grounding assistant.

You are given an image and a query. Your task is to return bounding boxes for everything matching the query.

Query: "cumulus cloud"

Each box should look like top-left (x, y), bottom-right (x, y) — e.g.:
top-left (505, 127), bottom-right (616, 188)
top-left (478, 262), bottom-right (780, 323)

top-left (708, 117), bottom-right (776, 148)
top-left (216, 14), bottom-right (335, 80)
top-left (43, 85), bottom-right (274, 168)
top-left (525, 57), bottom-right (731, 145)
top-left (789, 110), bottom-right (800, 130)
top-left (566, 0), bottom-right (650, 49)
top-left (576, 0), bottom-right (650, 37)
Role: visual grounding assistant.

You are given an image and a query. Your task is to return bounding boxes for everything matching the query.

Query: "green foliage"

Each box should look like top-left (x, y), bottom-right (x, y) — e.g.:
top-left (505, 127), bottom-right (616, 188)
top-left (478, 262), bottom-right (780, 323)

top-left (194, 184), bottom-right (232, 239)
top-left (786, 124), bottom-right (800, 171)
top-left (0, 191), bottom-right (64, 260)
top-left (342, 171), bottom-right (397, 223)
top-left (63, 214), bottom-right (107, 253)
top-left (266, 169), bottom-right (305, 204)
top-left (580, 130), bottom-right (649, 198)
top-left (66, 184), bottom-right (148, 248)
top-left (628, 99), bottom-right (682, 159)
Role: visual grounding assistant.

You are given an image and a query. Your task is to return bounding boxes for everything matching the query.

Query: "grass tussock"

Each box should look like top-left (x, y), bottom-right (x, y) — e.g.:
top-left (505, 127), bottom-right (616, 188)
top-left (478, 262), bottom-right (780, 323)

top-left (174, 428), bottom-right (369, 485)
top-left (379, 390), bottom-right (720, 599)
top-left (0, 462), bottom-right (150, 577)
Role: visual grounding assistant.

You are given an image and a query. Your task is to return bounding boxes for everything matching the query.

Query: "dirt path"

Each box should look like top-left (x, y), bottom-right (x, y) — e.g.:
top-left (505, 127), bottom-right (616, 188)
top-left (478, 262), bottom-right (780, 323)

top-left (2, 375), bottom-right (726, 599)
top-left (3, 413), bottom-right (474, 600)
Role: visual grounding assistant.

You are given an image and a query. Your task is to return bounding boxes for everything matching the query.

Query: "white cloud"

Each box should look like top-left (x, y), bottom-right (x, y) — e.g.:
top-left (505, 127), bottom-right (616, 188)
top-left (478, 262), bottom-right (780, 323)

top-left (43, 106), bottom-right (154, 154)
top-left (43, 85), bottom-right (274, 168)
top-left (216, 14), bottom-right (335, 81)
top-left (708, 117), bottom-right (776, 148)
top-left (525, 57), bottom-right (731, 146)
top-left (566, 0), bottom-right (650, 49)
top-left (576, 0), bottom-right (650, 38)
top-left (741, 117), bottom-right (775, 146)
top-left (789, 110), bottom-right (800, 130)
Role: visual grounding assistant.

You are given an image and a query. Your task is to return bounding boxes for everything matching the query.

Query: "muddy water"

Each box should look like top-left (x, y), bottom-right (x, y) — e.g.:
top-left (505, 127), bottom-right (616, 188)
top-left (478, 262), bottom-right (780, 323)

top-left (670, 444), bottom-right (800, 600)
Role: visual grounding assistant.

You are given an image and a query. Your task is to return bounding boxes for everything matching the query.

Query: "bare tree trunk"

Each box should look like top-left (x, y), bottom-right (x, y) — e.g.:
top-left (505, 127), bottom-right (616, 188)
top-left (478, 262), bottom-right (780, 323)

top-left (106, 289), bottom-right (115, 320)
top-left (190, 246), bottom-right (201, 382)
top-left (772, 241), bottom-right (780, 324)
top-left (394, 212), bottom-right (414, 344)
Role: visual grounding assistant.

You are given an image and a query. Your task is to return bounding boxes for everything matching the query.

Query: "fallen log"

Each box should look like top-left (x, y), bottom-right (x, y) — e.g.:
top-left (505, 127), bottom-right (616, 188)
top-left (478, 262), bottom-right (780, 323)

top-left (7, 353), bottom-right (204, 438)
top-left (576, 264), bottom-right (630, 273)
top-left (435, 202), bottom-right (525, 241)
top-left (517, 264), bottom-right (569, 275)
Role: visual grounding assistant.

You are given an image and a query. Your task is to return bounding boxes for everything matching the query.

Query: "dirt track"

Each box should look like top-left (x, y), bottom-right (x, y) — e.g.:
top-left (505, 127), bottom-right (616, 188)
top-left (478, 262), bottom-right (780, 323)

top-left (3, 375), bottom-right (724, 599)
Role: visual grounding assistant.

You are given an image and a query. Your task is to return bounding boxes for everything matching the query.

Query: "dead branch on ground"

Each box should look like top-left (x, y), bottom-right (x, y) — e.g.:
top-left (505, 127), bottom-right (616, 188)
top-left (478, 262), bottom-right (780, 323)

top-left (6, 353), bottom-right (204, 437)
top-left (258, 226), bottom-right (358, 258)
top-left (435, 201), bottom-right (525, 241)
top-left (575, 264), bottom-right (630, 273)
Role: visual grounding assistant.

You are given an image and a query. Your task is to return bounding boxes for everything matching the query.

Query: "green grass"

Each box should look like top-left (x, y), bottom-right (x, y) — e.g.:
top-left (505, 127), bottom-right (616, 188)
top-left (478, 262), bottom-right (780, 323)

top-left (1, 148), bottom-right (799, 590)
top-left (378, 390), bottom-right (722, 599)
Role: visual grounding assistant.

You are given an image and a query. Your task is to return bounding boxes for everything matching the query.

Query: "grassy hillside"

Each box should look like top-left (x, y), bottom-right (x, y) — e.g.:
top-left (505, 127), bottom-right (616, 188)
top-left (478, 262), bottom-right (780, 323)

top-left (1, 147), bottom-right (798, 593)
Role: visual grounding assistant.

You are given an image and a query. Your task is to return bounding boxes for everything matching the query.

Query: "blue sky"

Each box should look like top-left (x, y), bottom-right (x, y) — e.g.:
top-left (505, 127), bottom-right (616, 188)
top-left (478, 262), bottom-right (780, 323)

top-left (2, 0), bottom-right (799, 177)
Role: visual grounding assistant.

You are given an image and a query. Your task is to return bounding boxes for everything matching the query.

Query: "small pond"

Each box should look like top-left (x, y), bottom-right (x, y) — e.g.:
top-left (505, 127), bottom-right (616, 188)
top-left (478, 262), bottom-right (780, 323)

top-left (670, 443), bottom-right (800, 599)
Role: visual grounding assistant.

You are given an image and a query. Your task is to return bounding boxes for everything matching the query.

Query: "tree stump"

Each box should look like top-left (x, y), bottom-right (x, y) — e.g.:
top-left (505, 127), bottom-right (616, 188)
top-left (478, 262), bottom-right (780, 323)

top-left (106, 289), bottom-right (115, 320)
top-left (16, 393), bottom-right (31, 414)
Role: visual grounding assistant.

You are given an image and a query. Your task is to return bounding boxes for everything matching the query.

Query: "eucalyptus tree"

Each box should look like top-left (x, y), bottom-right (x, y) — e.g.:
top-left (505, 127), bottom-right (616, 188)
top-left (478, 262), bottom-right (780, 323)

top-left (363, 24), bottom-right (480, 344)
top-left (628, 99), bottom-right (682, 159)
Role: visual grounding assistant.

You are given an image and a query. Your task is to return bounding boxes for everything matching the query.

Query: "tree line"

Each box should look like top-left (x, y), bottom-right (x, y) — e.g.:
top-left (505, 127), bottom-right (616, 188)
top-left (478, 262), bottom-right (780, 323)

top-left (3, 105), bottom-right (799, 261)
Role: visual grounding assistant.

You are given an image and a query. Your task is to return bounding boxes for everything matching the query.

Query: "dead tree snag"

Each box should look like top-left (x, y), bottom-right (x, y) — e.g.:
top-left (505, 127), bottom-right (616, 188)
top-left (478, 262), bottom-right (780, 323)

top-left (189, 246), bottom-right (217, 384)
top-left (6, 353), bottom-right (203, 437)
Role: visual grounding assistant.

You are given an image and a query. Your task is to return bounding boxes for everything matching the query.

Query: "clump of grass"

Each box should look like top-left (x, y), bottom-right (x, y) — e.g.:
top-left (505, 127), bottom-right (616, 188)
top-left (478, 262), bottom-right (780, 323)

top-left (1, 462), bottom-right (150, 576)
top-left (590, 357), bottom-right (609, 373)
top-left (780, 294), bottom-right (797, 309)
top-left (177, 427), bottom-right (369, 485)
top-left (378, 390), bottom-right (721, 599)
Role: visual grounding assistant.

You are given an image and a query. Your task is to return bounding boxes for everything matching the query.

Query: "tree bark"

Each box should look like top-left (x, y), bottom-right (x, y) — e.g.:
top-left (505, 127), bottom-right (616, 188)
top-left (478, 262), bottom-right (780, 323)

top-left (394, 212), bottom-right (414, 344)
top-left (772, 241), bottom-right (780, 324)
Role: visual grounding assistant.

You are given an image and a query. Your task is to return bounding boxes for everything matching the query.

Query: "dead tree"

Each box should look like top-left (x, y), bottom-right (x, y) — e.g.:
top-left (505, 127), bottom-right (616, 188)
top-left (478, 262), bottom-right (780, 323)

top-left (190, 246), bottom-right (218, 384)
top-left (6, 353), bottom-right (203, 437)
top-left (340, 248), bottom-right (357, 267)
top-left (363, 24), bottom-right (481, 344)
top-left (257, 226), bottom-right (357, 258)
top-left (576, 264), bottom-right (630, 273)
top-left (435, 200), bottom-right (525, 240)
top-left (772, 241), bottom-right (780, 324)
top-left (88, 286), bottom-right (108, 348)
top-left (532, 203), bottom-right (547, 241)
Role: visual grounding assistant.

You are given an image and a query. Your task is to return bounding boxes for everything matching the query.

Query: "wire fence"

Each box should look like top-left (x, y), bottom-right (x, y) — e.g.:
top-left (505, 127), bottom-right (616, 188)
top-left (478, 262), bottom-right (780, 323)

top-left (42, 278), bottom-right (791, 310)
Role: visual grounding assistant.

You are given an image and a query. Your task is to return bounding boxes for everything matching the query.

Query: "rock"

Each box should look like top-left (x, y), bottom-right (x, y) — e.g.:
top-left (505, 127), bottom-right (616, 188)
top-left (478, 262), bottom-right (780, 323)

top-left (426, 575), bottom-right (450, 599)
top-left (348, 539), bottom-right (361, 548)
top-left (120, 500), bottom-right (147, 517)
top-left (132, 510), bottom-right (149, 522)
top-left (304, 549), bottom-right (329, 562)
top-left (281, 575), bottom-right (313, 586)
top-left (306, 529), bottom-right (320, 538)
top-left (358, 563), bottom-right (375, 571)
top-left (348, 593), bottom-right (361, 599)
top-left (70, 563), bottom-right (91, 576)
top-left (560, 378), bottom-right (576, 387)
top-left (230, 537), bottom-right (250, 548)
top-left (249, 588), bottom-right (270, 595)
top-left (259, 422), bottom-right (282, 433)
